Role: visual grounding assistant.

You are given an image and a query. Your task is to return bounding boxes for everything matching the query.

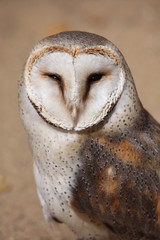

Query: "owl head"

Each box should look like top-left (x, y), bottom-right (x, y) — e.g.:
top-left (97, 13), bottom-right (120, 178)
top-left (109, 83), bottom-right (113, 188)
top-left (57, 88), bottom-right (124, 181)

top-left (22, 31), bottom-right (141, 131)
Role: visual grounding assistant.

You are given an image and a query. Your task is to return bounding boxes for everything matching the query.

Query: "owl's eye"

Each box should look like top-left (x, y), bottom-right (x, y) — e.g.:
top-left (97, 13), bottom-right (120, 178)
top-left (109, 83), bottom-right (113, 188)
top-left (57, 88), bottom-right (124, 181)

top-left (88, 73), bottom-right (103, 83)
top-left (47, 73), bottom-right (61, 83)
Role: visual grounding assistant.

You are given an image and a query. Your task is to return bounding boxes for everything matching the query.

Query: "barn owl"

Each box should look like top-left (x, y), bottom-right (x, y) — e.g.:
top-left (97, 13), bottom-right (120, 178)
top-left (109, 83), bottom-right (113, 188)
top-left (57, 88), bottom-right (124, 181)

top-left (18, 31), bottom-right (160, 240)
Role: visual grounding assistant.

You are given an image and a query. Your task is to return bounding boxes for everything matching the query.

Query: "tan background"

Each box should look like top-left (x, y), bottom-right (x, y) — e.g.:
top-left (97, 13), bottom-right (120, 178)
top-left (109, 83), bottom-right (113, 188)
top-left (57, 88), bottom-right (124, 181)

top-left (0, 0), bottom-right (160, 239)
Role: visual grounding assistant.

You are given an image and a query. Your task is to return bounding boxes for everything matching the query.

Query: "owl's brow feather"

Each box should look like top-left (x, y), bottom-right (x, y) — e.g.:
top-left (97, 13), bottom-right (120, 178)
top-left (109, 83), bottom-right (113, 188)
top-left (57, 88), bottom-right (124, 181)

top-left (26, 45), bottom-right (120, 76)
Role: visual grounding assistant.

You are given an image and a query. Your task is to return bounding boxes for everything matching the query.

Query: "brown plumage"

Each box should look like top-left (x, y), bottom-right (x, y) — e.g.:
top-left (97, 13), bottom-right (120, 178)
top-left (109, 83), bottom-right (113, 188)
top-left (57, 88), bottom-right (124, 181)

top-left (72, 110), bottom-right (160, 240)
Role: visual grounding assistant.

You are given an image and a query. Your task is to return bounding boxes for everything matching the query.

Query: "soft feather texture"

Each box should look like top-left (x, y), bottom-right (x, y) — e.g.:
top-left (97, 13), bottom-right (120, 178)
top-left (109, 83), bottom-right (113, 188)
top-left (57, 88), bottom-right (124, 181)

top-left (19, 31), bottom-right (160, 240)
top-left (27, 50), bottom-right (125, 130)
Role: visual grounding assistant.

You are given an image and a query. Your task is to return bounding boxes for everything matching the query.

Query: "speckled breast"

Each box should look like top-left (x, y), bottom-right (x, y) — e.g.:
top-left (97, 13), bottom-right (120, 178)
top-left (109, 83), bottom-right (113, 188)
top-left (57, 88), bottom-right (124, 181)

top-left (71, 111), bottom-right (160, 240)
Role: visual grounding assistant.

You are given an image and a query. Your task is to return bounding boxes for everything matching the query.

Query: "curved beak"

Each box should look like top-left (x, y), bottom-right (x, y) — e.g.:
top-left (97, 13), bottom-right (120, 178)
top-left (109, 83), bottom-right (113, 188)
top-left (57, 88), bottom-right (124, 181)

top-left (70, 105), bottom-right (78, 127)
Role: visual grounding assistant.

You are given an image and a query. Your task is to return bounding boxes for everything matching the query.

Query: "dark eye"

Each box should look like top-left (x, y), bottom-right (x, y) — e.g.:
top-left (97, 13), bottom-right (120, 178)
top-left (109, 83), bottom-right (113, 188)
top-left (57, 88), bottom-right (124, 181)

top-left (88, 73), bottom-right (103, 83)
top-left (47, 74), bottom-right (61, 82)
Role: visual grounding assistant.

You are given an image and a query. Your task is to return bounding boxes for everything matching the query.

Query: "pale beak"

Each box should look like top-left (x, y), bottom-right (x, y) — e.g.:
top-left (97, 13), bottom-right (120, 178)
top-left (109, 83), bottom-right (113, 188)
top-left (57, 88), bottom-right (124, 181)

top-left (70, 105), bottom-right (78, 127)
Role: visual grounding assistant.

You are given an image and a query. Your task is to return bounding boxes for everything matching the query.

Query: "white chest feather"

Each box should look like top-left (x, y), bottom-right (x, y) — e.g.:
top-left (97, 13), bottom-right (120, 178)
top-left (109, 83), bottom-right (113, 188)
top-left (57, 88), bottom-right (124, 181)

top-left (31, 123), bottom-right (109, 239)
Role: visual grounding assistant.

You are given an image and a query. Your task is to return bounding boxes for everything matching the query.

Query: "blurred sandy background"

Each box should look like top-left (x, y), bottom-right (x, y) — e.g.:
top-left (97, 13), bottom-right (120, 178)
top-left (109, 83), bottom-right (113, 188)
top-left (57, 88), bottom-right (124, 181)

top-left (0, 0), bottom-right (160, 239)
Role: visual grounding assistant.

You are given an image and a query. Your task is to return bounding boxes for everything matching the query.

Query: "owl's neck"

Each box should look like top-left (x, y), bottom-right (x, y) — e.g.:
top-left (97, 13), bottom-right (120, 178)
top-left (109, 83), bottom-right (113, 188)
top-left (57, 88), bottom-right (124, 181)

top-left (102, 80), bottom-right (143, 135)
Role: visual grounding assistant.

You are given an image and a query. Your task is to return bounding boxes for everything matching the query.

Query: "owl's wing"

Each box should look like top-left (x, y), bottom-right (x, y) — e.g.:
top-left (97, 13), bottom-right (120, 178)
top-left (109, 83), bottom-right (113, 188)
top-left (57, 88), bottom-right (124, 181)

top-left (71, 110), bottom-right (160, 239)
